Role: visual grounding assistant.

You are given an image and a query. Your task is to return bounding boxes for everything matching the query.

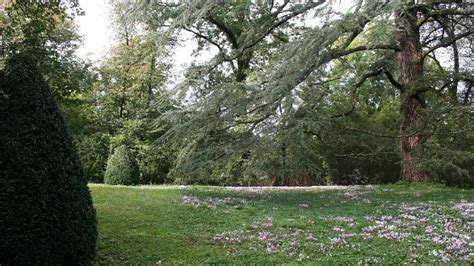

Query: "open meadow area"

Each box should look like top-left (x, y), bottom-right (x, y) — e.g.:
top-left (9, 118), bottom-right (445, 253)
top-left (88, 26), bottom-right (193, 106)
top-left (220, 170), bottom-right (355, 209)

top-left (92, 183), bottom-right (473, 264)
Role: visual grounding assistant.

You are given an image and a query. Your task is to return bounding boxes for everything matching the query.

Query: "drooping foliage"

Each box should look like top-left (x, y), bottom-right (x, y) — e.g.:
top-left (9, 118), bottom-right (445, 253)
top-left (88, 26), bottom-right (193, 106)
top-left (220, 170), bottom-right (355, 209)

top-left (104, 145), bottom-right (140, 185)
top-left (123, 0), bottom-right (473, 186)
top-left (24, 0), bottom-right (471, 187)
top-left (0, 54), bottom-right (97, 265)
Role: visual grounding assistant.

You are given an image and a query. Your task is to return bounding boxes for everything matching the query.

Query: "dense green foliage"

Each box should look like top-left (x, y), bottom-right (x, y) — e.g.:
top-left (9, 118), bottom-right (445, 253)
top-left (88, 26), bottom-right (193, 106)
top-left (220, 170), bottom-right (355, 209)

top-left (104, 145), bottom-right (140, 185)
top-left (3, 1), bottom-right (471, 187)
top-left (122, 0), bottom-right (473, 186)
top-left (0, 0), bottom-right (93, 100)
top-left (76, 133), bottom-right (110, 183)
top-left (91, 183), bottom-right (473, 264)
top-left (0, 55), bottom-right (97, 265)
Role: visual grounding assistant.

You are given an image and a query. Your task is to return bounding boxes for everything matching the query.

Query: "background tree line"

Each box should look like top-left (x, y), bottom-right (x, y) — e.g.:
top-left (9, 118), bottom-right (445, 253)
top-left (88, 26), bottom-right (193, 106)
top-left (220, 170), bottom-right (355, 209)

top-left (1, 0), bottom-right (472, 187)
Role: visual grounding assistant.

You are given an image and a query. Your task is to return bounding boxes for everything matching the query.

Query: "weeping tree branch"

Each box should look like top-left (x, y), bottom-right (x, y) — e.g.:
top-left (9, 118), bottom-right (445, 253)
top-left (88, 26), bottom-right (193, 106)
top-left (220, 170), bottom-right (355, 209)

top-left (422, 30), bottom-right (473, 59)
top-left (336, 44), bottom-right (401, 57)
top-left (237, 0), bottom-right (326, 56)
top-left (332, 69), bottom-right (382, 118)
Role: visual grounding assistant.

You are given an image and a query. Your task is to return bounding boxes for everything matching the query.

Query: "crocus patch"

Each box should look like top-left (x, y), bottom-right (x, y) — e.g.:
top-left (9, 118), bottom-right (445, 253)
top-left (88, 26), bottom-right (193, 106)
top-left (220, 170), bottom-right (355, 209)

top-left (210, 187), bottom-right (473, 263)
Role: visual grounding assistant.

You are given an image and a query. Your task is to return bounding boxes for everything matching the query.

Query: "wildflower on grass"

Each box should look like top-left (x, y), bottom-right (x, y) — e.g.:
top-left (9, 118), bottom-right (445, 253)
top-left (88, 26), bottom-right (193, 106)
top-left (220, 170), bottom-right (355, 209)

top-left (419, 209), bottom-right (431, 215)
top-left (444, 222), bottom-right (454, 231)
top-left (362, 226), bottom-right (375, 233)
top-left (266, 243), bottom-right (274, 253)
top-left (364, 215), bottom-right (374, 221)
top-left (400, 213), bottom-right (418, 220)
top-left (262, 223), bottom-right (271, 229)
top-left (335, 216), bottom-right (353, 223)
top-left (447, 239), bottom-right (466, 253)
top-left (400, 205), bottom-right (418, 211)
top-left (341, 233), bottom-right (357, 238)
top-left (453, 201), bottom-right (474, 215)
top-left (425, 226), bottom-right (433, 233)
top-left (258, 231), bottom-right (275, 241)
top-left (419, 217), bottom-right (429, 223)
top-left (297, 253), bottom-right (307, 262)
top-left (379, 231), bottom-right (409, 240)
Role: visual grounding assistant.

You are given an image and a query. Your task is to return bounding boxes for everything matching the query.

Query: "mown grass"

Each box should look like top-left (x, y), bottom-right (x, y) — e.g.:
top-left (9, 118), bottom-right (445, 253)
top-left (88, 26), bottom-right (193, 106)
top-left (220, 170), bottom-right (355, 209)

top-left (90, 183), bottom-right (473, 264)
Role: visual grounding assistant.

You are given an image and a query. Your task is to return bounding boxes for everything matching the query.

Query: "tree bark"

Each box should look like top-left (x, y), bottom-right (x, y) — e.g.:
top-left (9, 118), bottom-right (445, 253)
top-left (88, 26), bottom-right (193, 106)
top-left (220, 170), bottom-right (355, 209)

top-left (395, 5), bottom-right (429, 182)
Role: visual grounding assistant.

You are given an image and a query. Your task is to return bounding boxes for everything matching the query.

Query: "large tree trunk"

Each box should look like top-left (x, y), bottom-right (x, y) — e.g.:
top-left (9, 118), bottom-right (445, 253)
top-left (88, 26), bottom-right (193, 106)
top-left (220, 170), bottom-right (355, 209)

top-left (395, 5), bottom-right (429, 182)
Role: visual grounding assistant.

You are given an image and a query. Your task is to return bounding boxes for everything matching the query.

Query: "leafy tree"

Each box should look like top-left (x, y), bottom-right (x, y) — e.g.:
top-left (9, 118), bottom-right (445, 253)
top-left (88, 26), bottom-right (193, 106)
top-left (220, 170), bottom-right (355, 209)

top-left (271, 0), bottom-right (473, 182)
top-left (129, 0), bottom-right (328, 183)
top-left (0, 0), bottom-right (93, 100)
top-left (0, 54), bottom-right (97, 265)
top-left (1, 0), bottom-right (100, 153)
top-left (87, 2), bottom-right (175, 184)
top-left (151, 1), bottom-right (472, 183)
top-left (45, 0), bottom-right (471, 186)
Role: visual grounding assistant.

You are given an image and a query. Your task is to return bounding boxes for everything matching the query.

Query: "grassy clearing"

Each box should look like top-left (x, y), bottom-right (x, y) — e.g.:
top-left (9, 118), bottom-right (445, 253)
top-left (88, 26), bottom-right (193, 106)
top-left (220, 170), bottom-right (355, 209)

top-left (90, 183), bottom-right (473, 264)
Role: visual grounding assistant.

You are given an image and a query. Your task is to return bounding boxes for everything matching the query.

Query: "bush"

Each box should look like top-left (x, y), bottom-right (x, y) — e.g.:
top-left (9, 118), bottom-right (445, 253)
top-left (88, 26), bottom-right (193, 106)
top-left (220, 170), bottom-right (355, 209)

top-left (0, 54), bottom-right (97, 265)
top-left (76, 133), bottom-right (110, 183)
top-left (104, 145), bottom-right (140, 185)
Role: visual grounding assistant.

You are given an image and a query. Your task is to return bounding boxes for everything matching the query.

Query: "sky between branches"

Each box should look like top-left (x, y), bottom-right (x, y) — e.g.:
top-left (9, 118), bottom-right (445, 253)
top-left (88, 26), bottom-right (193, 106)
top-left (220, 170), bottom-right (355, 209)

top-left (76, 0), bottom-right (354, 71)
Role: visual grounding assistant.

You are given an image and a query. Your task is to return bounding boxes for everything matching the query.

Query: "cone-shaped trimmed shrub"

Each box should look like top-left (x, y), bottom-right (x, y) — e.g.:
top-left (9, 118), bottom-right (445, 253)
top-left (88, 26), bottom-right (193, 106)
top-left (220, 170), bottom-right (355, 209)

top-left (0, 55), bottom-right (97, 265)
top-left (104, 145), bottom-right (140, 185)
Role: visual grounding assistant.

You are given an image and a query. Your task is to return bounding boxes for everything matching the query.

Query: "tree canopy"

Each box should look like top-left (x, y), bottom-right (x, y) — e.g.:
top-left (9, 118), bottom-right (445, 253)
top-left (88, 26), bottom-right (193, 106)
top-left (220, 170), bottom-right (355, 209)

top-left (118, 0), bottom-right (472, 185)
top-left (2, 0), bottom-right (472, 187)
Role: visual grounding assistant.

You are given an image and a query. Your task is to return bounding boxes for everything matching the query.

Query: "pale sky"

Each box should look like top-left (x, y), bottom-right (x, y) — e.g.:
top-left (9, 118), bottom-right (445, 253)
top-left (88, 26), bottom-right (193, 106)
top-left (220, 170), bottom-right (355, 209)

top-left (76, 0), bottom-right (205, 70)
top-left (76, 0), bottom-right (112, 62)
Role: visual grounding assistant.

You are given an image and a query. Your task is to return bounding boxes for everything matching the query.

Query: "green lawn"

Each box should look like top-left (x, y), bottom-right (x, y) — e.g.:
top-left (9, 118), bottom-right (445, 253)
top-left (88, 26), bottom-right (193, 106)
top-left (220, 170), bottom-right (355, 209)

top-left (90, 183), bottom-right (473, 264)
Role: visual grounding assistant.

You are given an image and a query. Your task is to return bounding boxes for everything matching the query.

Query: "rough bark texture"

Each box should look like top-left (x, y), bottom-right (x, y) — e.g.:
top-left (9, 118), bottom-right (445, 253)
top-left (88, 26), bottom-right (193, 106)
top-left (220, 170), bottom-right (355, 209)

top-left (395, 5), bottom-right (429, 182)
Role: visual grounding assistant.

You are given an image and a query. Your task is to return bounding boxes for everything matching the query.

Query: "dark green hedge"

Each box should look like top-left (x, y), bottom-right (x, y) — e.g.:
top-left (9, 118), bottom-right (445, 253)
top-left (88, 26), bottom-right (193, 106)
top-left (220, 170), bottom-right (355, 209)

top-left (0, 54), bottom-right (97, 265)
top-left (104, 145), bottom-right (140, 185)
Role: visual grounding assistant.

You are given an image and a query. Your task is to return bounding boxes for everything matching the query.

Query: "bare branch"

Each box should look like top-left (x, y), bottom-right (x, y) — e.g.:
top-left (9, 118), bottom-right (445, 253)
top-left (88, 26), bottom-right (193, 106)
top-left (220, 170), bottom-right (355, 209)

top-left (336, 44), bottom-right (400, 57)
top-left (183, 26), bottom-right (224, 52)
top-left (206, 15), bottom-right (239, 49)
top-left (422, 30), bottom-right (473, 59)
top-left (417, 8), bottom-right (474, 28)
top-left (383, 70), bottom-right (404, 91)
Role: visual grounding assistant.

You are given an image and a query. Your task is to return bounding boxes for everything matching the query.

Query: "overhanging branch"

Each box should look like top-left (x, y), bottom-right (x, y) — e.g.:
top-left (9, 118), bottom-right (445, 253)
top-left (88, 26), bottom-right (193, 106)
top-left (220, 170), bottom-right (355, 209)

top-left (383, 70), bottom-right (404, 91)
top-left (417, 8), bottom-right (474, 28)
top-left (422, 31), bottom-right (473, 59)
top-left (332, 69), bottom-right (382, 118)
